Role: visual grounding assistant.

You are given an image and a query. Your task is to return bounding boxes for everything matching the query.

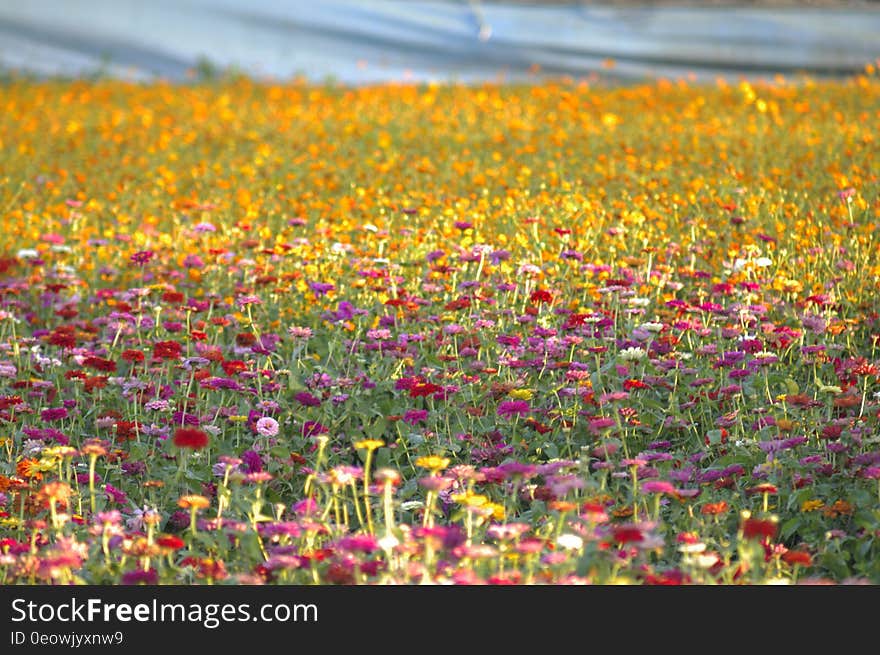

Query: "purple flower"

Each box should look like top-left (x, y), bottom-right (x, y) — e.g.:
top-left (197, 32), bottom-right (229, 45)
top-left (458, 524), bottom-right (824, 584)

top-left (241, 449), bottom-right (264, 473)
top-left (309, 281), bottom-right (335, 298)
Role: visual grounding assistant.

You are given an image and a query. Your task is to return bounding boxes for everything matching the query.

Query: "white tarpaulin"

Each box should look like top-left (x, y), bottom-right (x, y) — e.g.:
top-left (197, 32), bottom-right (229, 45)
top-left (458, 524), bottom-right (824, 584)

top-left (1, 0), bottom-right (879, 83)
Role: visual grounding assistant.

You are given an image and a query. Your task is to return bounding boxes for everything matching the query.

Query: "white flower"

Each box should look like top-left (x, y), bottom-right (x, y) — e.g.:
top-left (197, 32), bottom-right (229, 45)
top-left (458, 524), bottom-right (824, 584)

top-left (16, 248), bottom-right (39, 259)
top-left (755, 257), bottom-right (773, 268)
top-left (517, 262), bottom-right (542, 276)
top-left (688, 553), bottom-right (722, 569)
top-left (619, 346), bottom-right (647, 362)
top-left (556, 533), bottom-right (584, 550)
top-left (639, 321), bottom-right (664, 333)
top-left (22, 439), bottom-right (45, 457)
top-left (627, 297), bottom-right (651, 307)
top-left (378, 534), bottom-right (400, 551)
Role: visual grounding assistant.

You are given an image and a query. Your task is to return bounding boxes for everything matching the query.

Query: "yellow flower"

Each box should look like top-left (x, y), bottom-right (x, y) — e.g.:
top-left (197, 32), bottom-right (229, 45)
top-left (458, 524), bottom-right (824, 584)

top-left (354, 439), bottom-right (385, 451)
top-left (487, 503), bottom-right (505, 521)
top-left (415, 456), bottom-right (450, 472)
top-left (801, 499), bottom-right (824, 512)
top-left (508, 388), bottom-right (533, 401)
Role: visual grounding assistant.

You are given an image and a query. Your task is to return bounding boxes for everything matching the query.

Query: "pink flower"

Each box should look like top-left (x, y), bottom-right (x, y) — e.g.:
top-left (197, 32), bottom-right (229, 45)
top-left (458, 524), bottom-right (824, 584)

top-left (640, 480), bottom-right (678, 495)
top-left (255, 416), bottom-right (279, 437)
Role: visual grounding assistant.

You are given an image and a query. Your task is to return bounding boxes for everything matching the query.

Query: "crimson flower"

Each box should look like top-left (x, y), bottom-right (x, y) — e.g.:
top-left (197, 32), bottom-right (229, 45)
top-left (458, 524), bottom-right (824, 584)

top-left (173, 427), bottom-right (209, 450)
top-left (741, 517), bottom-right (778, 541)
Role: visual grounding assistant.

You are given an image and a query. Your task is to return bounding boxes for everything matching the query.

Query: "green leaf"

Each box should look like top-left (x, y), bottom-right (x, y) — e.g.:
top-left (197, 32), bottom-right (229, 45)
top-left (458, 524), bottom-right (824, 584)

top-left (780, 517), bottom-right (801, 540)
top-left (369, 417), bottom-right (388, 439)
top-left (820, 552), bottom-right (851, 579)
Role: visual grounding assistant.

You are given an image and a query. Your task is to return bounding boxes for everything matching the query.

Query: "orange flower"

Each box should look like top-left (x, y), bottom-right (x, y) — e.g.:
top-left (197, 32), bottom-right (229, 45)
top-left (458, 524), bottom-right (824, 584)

top-left (178, 494), bottom-right (210, 510)
top-left (701, 501), bottom-right (729, 516)
top-left (16, 459), bottom-right (42, 481)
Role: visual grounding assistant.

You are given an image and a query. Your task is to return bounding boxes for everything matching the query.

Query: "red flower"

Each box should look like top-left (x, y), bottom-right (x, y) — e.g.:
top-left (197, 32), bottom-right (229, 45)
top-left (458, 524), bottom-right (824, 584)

top-left (173, 427), bottom-right (209, 450)
top-left (746, 483), bottom-right (778, 495)
top-left (529, 289), bottom-right (553, 304)
top-left (781, 550), bottom-right (813, 567)
top-left (444, 296), bottom-right (471, 311)
top-left (84, 376), bottom-right (108, 393)
top-left (120, 349), bottom-right (145, 363)
top-left (82, 356), bottom-right (117, 373)
top-left (611, 525), bottom-right (644, 545)
top-left (409, 382), bottom-right (443, 398)
top-left (221, 360), bottom-right (248, 376)
top-left (741, 517), bottom-right (778, 541)
top-left (153, 340), bottom-right (182, 360)
top-left (820, 424), bottom-right (843, 441)
top-left (114, 421), bottom-right (141, 442)
top-left (47, 327), bottom-right (77, 349)
top-left (156, 534), bottom-right (186, 550)
top-left (161, 291), bottom-right (185, 304)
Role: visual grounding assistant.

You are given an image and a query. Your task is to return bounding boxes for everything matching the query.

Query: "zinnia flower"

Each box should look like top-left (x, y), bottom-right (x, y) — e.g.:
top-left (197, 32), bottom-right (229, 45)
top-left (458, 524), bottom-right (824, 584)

top-left (255, 417), bottom-right (279, 437)
top-left (173, 427), bottom-right (209, 450)
top-left (497, 400), bottom-right (530, 418)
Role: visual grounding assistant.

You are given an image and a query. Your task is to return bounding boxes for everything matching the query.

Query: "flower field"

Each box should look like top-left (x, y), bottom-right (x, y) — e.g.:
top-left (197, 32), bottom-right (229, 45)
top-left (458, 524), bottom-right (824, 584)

top-left (0, 73), bottom-right (878, 585)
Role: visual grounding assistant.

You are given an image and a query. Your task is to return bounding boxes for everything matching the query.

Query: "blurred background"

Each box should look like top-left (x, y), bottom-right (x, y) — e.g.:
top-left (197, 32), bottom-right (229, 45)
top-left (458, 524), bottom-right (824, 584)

top-left (1, 0), bottom-right (879, 83)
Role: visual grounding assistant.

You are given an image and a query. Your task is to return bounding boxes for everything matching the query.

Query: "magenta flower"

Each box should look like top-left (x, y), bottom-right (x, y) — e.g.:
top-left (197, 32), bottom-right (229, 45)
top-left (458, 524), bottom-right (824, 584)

top-left (861, 466), bottom-right (880, 480)
top-left (40, 407), bottom-right (68, 422)
top-left (336, 534), bottom-right (379, 554)
top-left (104, 484), bottom-right (128, 505)
top-left (121, 568), bottom-right (158, 585)
top-left (130, 250), bottom-right (154, 266)
top-left (295, 391), bottom-right (321, 407)
top-left (403, 409), bottom-right (428, 425)
top-left (497, 400), bottom-right (530, 419)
